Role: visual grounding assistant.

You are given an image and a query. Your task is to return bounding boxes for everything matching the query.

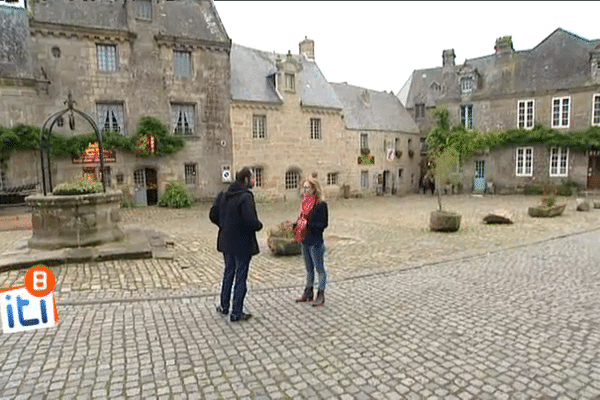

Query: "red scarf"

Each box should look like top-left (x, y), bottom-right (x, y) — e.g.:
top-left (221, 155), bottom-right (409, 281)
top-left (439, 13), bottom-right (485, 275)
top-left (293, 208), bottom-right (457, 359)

top-left (294, 194), bottom-right (316, 243)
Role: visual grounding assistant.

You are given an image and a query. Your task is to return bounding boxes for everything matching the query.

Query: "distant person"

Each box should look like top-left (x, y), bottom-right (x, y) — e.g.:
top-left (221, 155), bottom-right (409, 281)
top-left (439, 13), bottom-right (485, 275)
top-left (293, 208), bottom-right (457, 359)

top-left (209, 167), bottom-right (263, 322)
top-left (293, 177), bottom-right (329, 306)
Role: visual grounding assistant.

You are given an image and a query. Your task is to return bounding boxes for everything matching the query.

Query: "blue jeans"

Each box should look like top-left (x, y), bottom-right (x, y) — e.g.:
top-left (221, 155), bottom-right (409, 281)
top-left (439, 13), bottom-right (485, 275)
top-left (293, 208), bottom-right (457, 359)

top-left (301, 241), bottom-right (327, 291)
top-left (220, 253), bottom-right (251, 318)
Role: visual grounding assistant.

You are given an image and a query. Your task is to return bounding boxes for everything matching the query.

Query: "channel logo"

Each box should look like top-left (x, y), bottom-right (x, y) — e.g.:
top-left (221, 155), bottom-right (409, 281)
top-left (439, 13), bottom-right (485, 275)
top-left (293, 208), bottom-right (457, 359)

top-left (0, 265), bottom-right (60, 334)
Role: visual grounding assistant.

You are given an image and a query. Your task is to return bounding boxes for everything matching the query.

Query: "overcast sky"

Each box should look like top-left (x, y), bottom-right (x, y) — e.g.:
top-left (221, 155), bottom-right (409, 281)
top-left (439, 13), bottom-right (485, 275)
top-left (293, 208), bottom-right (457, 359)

top-left (214, 1), bottom-right (600, 94)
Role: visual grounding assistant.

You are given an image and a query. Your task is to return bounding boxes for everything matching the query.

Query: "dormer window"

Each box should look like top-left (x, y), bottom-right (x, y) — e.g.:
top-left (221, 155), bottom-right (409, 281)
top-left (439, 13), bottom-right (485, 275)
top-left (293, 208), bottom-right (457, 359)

top-left (285, 73), bottom-right (295, 91)
top-left (460, 77), bottom-right (473, 94)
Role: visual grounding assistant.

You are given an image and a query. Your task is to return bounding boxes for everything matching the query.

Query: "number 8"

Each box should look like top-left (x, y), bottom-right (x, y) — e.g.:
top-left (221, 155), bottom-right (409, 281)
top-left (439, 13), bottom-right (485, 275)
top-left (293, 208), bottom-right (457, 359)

top-left (33, 271), bottom-right (47, 292)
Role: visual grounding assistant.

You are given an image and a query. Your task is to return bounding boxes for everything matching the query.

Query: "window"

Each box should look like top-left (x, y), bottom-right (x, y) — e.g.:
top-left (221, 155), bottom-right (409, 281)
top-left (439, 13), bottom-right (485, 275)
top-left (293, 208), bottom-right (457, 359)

top-left (552, 97), bottom-right (570, 128)
top-left (136, 0), bottom-right (152, 20)
top-left (593, 94), bottom-right (600, 126)
top-left (285, 170), bottom-right (300, 190)
top-left (96, 44), bottom-right (117, 72)
top-left (174, 50), bottom-right (192, 77)
top-left (327, 173), bottom-right (338, 185)
top-left (253, 167), bottom-right (263, 187)
top-left (171, 104), bottom-right (195, 135)
top-left (518, 100), bottom-right (535, 129)
top-left (310, 118), bottom-right (321, 140)
top-left (549, 147), bottom-right (568, 177)
top-left (361, 170), bottom-right (369, 189)
top-left (360, 133), bottom-right (369, 150)
top-left (516, 147), bottom-right (533, 176)
top-left (415, 103), bottom-right (425, 119)
top-left (252, 115), bottom-right (266, 139)
top-left (394, 138), bottom-right (399, 152)
top-left (398, 168), bottom-right (403, 178)
top-left (116, 173), bottom-right (124, 185)
top-left (97, 103), bottom-right (125, 135)
top-left (285, 73), bottom-right (295, 91)
top-left (460, 77), bottom-right (473, 94)
top-left (461, 105), bottom-right (473, 130)
top-left (185, 163), bottom-right (197, 184)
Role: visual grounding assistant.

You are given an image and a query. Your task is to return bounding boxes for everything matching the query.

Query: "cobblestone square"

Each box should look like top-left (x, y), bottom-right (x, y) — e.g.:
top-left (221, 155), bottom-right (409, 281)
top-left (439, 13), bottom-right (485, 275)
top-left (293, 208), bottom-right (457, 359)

top-left (1, 194), bottom-right (600, 398)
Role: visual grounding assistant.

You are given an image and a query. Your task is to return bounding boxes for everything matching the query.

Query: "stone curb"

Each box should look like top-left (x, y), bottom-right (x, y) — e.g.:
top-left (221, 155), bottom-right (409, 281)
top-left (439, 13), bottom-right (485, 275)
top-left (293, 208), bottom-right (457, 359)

top-left (57, 225), bottom-right (600, 306)
top-left (0, 228), bottom-right (173, 273)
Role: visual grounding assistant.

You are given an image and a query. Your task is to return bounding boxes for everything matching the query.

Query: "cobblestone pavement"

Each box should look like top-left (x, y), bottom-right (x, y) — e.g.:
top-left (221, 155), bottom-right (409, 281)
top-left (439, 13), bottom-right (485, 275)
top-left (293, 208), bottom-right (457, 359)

top-left (0, 223), bottom-right (600, 398)
top-left (1, 194), bottom-right (600, 303)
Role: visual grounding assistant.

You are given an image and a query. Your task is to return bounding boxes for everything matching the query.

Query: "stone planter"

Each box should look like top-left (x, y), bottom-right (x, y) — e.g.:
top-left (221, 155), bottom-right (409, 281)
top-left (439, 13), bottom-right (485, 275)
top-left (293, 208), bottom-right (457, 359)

top-left (430, 210), bottom-right (461, 232)
top-left (527, 204), bottom-right (566, 218)
top-left (267, 235), bottom-right (301, 256)
top-left (26, 190), bottom-right (125, 250)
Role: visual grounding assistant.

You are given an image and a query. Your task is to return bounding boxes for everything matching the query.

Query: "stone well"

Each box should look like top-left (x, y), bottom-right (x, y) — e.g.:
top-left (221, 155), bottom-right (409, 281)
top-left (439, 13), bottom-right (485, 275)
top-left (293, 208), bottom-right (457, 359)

top-left (26, 191), bottom-right (125, 250)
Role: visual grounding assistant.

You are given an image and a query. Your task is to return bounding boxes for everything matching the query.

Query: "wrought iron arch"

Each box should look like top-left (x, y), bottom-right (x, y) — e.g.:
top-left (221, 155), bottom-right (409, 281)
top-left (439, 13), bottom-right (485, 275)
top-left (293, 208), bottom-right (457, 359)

top-left (40, 92), bottom-right (107, 195)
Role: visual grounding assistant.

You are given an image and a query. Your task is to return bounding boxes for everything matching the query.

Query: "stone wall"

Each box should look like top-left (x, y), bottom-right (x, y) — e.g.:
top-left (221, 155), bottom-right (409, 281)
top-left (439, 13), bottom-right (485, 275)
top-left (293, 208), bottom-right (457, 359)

top-left (463, 144), bottom-right (588, 193)
top-left (2, 0), bottom-right (233, 201)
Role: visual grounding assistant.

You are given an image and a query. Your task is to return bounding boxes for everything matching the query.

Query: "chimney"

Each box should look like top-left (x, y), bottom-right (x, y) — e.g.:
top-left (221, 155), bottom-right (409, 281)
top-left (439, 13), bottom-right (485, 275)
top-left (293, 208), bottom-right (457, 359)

top-left (494, 36), bottom-right (514, 54)
top-left (299, 36), bottom-right (315, 60)
top-left (442, 49), bottom-right (455, 69)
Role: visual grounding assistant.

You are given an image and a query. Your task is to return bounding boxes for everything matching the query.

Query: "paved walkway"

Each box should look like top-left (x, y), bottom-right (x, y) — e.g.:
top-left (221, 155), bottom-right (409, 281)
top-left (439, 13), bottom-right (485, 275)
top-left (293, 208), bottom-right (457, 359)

top-left (0, 194), bottom-right (600, 398)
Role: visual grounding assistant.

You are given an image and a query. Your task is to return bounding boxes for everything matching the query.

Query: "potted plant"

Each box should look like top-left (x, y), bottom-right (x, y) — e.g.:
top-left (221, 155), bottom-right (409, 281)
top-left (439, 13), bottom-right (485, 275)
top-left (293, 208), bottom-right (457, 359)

top-left (267, 221), bottom-right (301, 256)
top-left (408, 149), bottom-right (415, 158)
top-left (426, 108), bottom-right (462, 232)
top-left (527, 195), bottom-right (566, 217)
top-left (395, 150), bottom-right (402, 158)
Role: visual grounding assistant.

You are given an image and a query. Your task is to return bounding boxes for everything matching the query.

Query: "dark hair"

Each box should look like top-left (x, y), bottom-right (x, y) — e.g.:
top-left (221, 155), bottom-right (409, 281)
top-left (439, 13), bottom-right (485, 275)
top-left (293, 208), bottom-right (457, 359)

top-left (235, 167), bottom-right (253, 184)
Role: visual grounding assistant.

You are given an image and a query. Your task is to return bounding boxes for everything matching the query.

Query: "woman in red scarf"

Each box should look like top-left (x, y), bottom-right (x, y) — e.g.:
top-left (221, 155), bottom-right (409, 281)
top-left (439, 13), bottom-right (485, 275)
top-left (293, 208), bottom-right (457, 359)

top-left (293, 177), bottom-right (329, 306)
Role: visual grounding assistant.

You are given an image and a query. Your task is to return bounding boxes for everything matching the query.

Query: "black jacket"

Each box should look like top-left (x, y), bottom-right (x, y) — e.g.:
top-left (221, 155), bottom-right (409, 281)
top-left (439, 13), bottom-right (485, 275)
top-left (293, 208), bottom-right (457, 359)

top-left (209, 182), bottom-right (263, 256)
top-left (303, 201), bottom-right (328, 245)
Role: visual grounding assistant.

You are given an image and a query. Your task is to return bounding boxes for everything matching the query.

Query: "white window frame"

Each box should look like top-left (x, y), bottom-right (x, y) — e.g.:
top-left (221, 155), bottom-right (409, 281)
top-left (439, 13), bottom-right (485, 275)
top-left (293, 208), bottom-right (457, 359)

top-left (285, 73), bottom-right (295, 91)
top-left (136, 0), bottom-right (152, 20)
top-left (551, 97), bottom-right (570, 128)
top-left (592, 94), bottom-right (600, 126)
top-left (310, 118), bottom-right (321, 140)
top-left (360, 170), bottom-right (369, 189)
top-left (96, 44), bottom-right (117, 72)
top-left (460, 105), bottom-right (473, 130)
top-left (460, 77), bottom-right (473, 94)
top-left (549, 147), bottom-right (569, 177)
top-left (184, 163), bottom-right (197, 185)
top-left (516, 147), bottom-right (533, 177)
top-left (97, 103), bottom-right (125, 136)
top-left (252, 115), bottom-right (266, 139)
top-left (360, 133), bottom-right (369, 150)
top-left (174, 50), bottom-right (192, 78)
top-left (171, 103), bottom-right (195, 135)
top-left (252, 167), bottom-right (263, 187)
top-left (327, 173), bottom-right (338, 186)
top-left (517, 99), bottom-right (535, 129)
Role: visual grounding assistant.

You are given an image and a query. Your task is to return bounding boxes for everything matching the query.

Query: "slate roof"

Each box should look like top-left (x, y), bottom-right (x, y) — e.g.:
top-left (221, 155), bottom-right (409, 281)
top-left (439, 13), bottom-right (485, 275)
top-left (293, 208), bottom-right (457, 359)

top-left (230, 43), bottom-right (343, 110)
top-left (30, 0), bottom-right (229, 43)
top-left (404, 28), bottom-right (600, 109)
top-left (331, 83), bottom-right (419, 134)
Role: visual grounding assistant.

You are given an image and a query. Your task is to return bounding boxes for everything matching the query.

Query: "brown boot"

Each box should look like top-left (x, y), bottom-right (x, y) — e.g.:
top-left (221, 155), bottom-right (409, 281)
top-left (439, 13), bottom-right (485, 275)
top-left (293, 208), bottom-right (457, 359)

top-left (312, 290), bottom-right (325, 307)
top-left (295, 287), bottom-right (313, 302)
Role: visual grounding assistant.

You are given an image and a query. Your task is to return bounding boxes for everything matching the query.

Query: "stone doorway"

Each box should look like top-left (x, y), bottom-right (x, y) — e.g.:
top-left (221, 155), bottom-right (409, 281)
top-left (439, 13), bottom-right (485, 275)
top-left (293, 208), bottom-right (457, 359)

top-left (587, 155), bottom-right (600, 189)
top-left (133, 167), bottom-right (158, 207)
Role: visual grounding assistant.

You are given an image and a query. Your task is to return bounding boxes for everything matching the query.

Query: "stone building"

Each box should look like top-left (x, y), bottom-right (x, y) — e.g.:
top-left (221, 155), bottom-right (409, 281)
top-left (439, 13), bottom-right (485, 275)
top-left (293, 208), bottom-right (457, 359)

top-left (400, 28), bottom-right (600, 193)
top-left (330, 83), bottom-right (421, 195)
top-left (230, 38), bottom-right (420, 201)
top-left (0, 0), bottom-right (232, 205)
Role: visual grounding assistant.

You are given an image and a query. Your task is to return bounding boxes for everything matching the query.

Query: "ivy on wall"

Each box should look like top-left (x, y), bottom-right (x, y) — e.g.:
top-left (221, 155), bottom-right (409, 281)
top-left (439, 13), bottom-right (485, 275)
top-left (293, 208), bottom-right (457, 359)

top-left (0, 116), bottom-right (185, 159)
top-left (426, 108), bottom-right (600, 158)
